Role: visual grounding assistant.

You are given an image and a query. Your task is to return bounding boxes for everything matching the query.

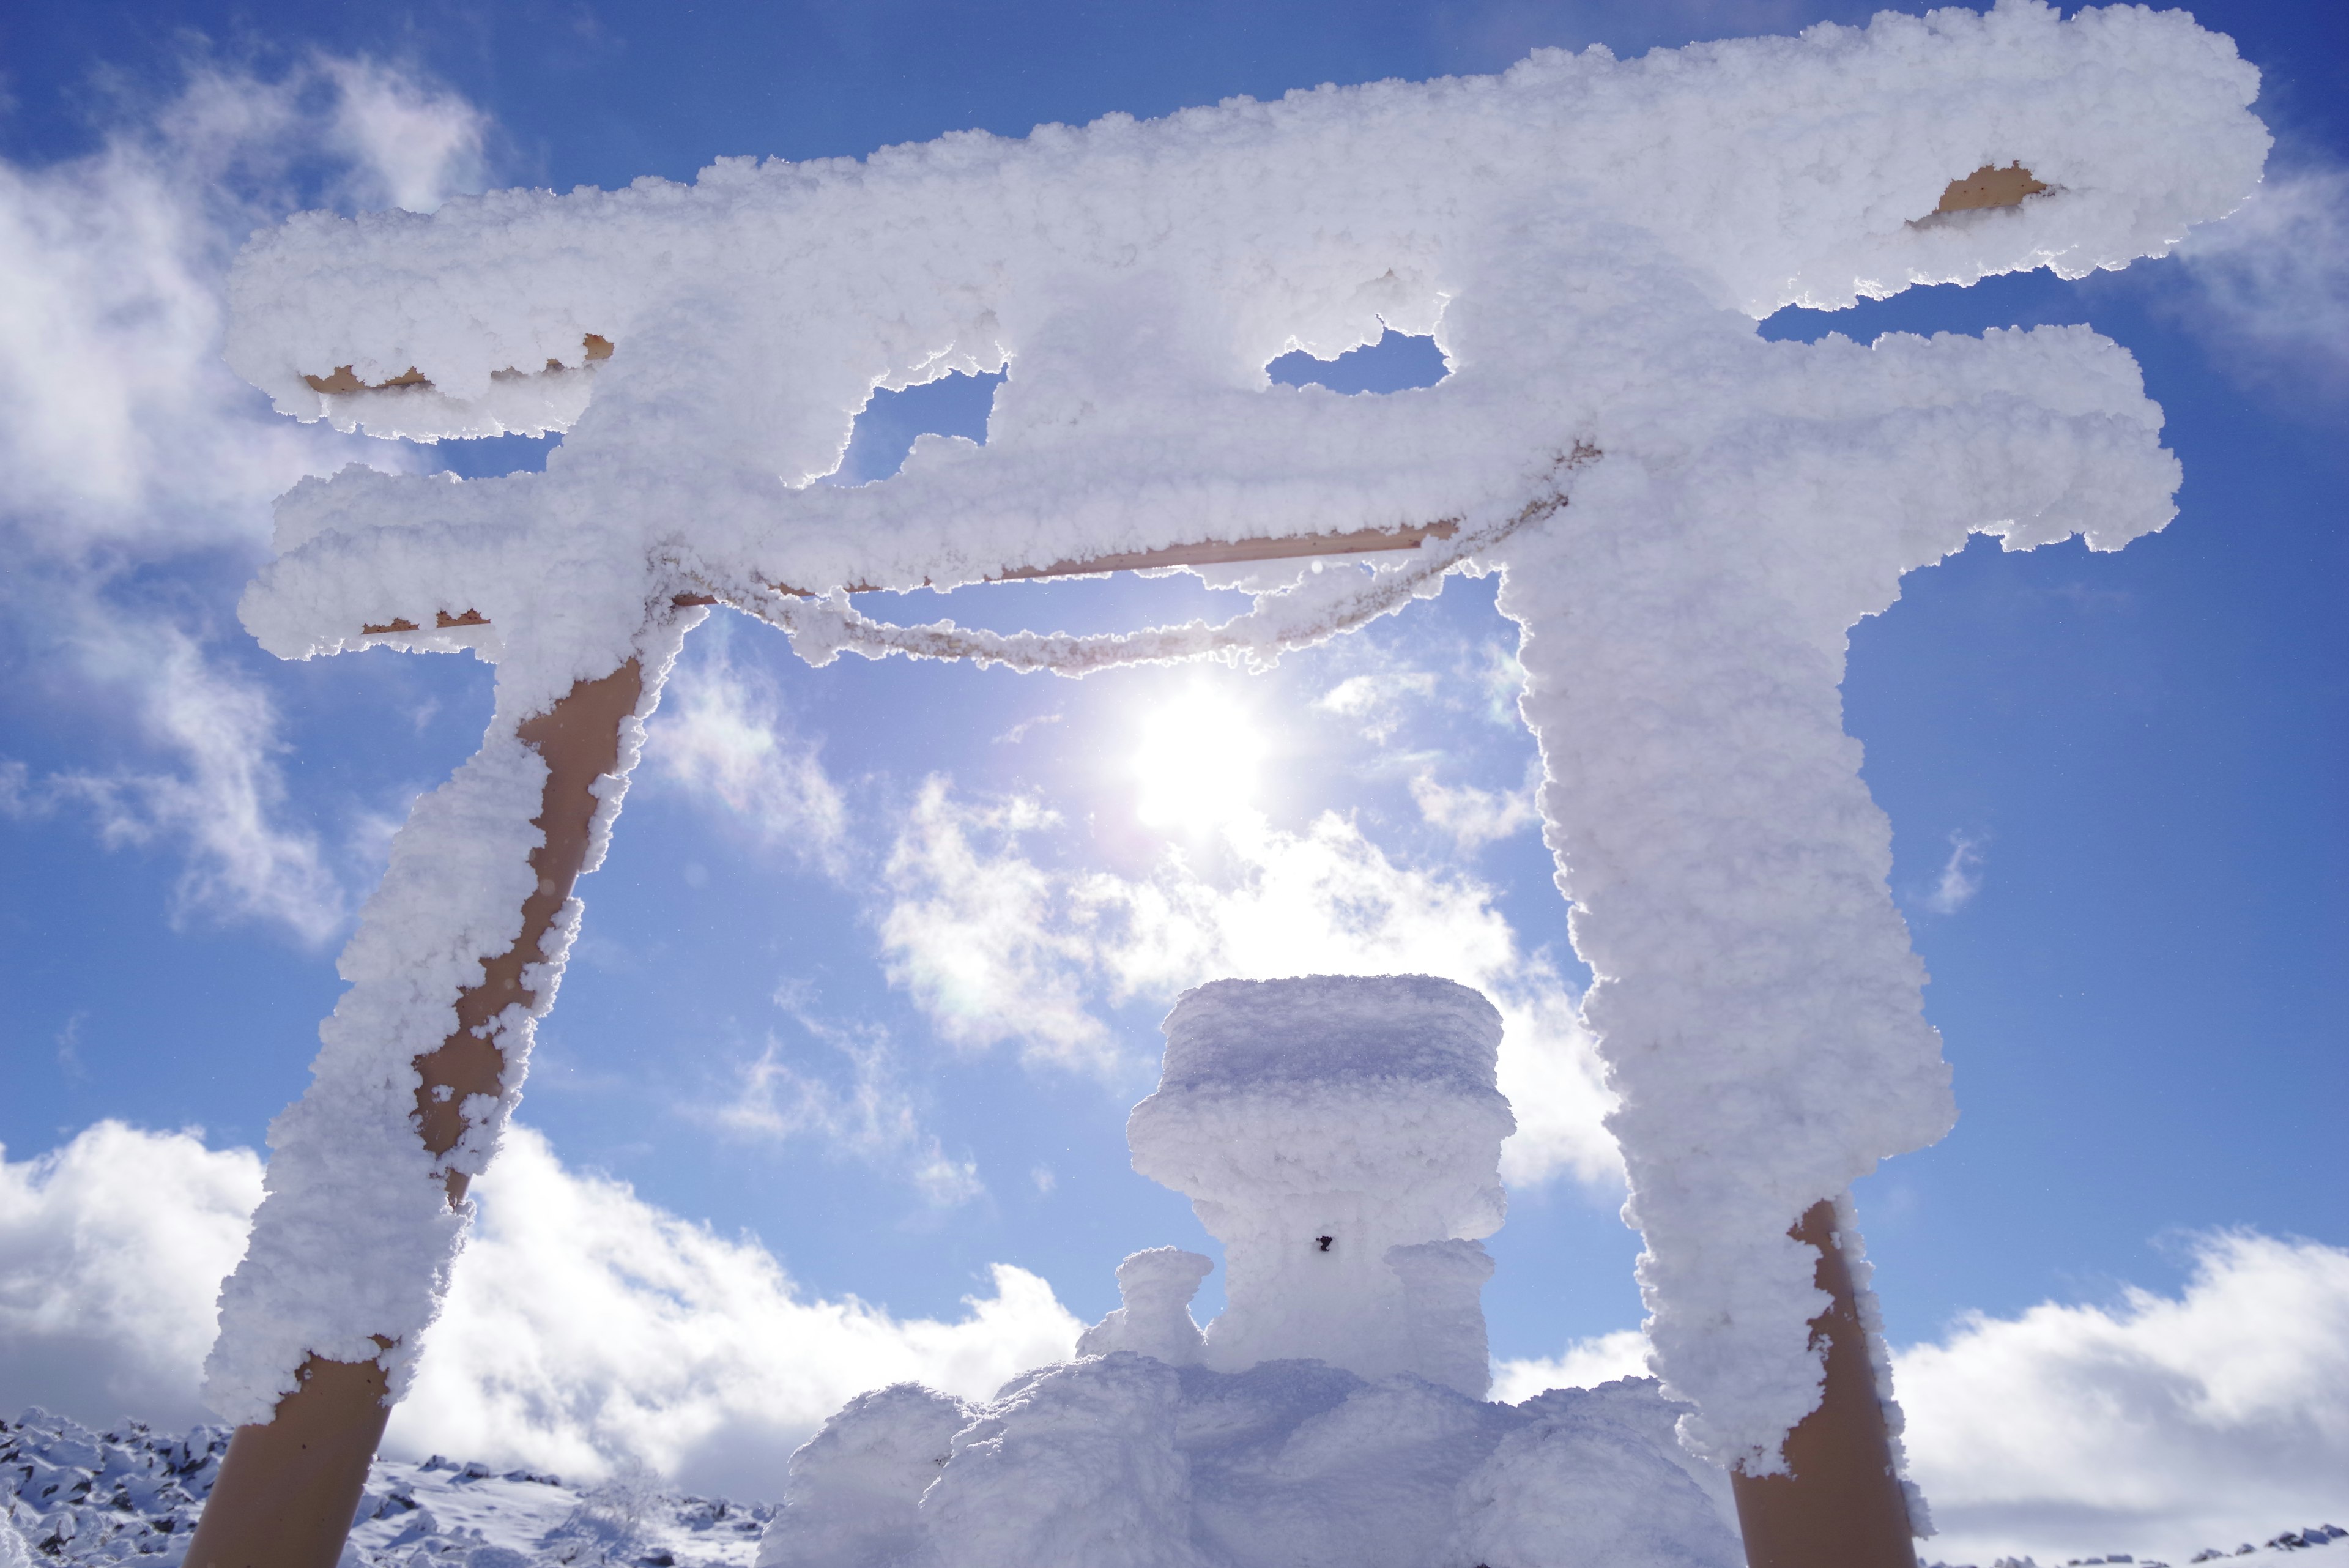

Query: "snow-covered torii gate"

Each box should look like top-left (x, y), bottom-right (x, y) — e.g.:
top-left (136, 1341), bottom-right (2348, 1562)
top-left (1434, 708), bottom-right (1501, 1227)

top-left (187, 6), bottom-right (2265, 1566)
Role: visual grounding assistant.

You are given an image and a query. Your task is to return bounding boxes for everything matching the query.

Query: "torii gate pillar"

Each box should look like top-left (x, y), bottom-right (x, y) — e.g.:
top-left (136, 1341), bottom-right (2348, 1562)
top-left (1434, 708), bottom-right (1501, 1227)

top-left (187, 662), bottom-right (644, 1567)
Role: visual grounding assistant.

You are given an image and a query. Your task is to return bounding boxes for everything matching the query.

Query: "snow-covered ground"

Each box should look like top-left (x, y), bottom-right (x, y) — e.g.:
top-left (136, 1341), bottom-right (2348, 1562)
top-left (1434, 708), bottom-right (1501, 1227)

top-left (0, 1408), bottom-right (770, 1566)
top-left (4, 1403), bottom-right (2340, 1568)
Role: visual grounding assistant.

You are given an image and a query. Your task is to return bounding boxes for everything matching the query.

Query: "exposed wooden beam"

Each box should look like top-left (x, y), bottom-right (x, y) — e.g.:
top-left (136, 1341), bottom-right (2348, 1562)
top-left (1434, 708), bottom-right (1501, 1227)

top-left (1935, 163), bottom-right (2047, 214)
top-left (303, 333), bottom-right (612, 395)
top-left (356, 519), bottom-right (1461, 637)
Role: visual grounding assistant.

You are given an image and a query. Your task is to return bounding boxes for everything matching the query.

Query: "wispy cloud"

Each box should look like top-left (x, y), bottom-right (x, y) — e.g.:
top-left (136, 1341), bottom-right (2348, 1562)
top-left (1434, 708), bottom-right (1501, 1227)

top-left (1411, 762), bottom-right (1540, 852)
top-left (0, 1121), bottom-right (1080, 1501)
top-left (878, 782), bottom-right (1621, 1188)
top-left (879, 779), bottom-right (1113, 1069)
top-left (1923, 830), bottom-right (1984, 916)
top-left (315, 55), bottom-right (489, 215)
top-left (1313, 667), bottom-right (1437, 743)
top-left (8, 619), bottom-right (347, 943)
top-left (2165, 163), bottom-right (2349, 403)
top-left (717, 1001), bottom-right (983, 1206)
top-left (646, 637), bottom-right (850, 874)
top-left (0, 53), bottom-right (494, 941)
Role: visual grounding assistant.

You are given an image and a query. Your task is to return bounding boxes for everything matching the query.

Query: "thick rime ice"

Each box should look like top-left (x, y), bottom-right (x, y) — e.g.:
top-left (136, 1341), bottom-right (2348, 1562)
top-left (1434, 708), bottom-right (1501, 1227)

top-left (202, 614), bottom-right (695, 1425)
top-left (1077, 1249), bottom-right (1214, 1367)
top-left (760, 1362), bottom-right (1742, 1568)
top-left (214, 0), bottom-right (2269, 1471)
top-left (1125, 976), bottom-right (1512, 1397)
top-left (223, 1), bottom-right (2265, 714)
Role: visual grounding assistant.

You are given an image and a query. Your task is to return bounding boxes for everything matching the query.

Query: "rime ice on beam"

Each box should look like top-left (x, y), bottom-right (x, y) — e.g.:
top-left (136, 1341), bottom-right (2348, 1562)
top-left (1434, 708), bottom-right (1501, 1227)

top-left (1124, 975), bottom-right (1514, 1398)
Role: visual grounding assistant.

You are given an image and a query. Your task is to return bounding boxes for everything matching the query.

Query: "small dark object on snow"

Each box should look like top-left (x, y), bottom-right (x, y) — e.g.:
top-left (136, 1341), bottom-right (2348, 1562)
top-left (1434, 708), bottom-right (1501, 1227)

top-left (1315, 1235), bottom-right (1333, 1252)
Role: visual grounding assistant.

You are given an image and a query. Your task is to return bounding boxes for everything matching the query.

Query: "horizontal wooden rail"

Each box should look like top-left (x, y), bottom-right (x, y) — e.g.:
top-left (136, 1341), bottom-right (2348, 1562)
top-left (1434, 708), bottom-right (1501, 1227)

top-left (1933, 163), bottom-right (2047, 214)
top-left (355, 519), bottom-right (1462, 636)
top-left (303, 334), bottom-right (612, 395)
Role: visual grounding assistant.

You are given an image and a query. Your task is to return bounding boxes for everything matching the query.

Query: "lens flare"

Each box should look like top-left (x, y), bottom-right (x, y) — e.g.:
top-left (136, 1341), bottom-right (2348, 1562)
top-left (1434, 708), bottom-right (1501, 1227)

top-left (1133, 688), bottom-right (1265, 834)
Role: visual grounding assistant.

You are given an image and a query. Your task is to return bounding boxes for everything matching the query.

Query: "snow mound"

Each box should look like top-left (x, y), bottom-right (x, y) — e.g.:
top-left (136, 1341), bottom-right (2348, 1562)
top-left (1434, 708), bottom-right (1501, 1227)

top-left (759, 1361), bottom-right (1741, 1568)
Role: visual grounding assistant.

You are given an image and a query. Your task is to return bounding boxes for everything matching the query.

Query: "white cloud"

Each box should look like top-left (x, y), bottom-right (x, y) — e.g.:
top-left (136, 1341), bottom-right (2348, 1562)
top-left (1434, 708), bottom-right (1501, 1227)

top-left (1923, 830), bottom-right (1984, 916)
top-left (646, 637), bottom-right (850, 872)
top-left (879, 782), bottom-right (1622, 1188)
top-left (392, 1127), bottom-right (1074, 1500)
top-left (0, 1121), bottom-right (263, 1432)
top-left (316, 56), bottom-right (489, 215)
top-left (0, 56), bottom-right (481, 557)
top-left (0, 54), bottom-right (493, 941)
top-left (1411, 764), bottom-right (1540, 852)
top-left (1490, 1328), bottom-right (1652, 1403)
top-left (716, 1010), bottom-right (984, 1207)
top-left (0, 1121), bottom-right (1081, 1502)
top-left (1496, 1232), bottom-right (2349, 1564)
top-left (15, 620), bottom-right (349, 943)
top-left (880, 778), bottom-right (1116, 1070)
top-left (2167, 163), bottom-right (2349, 402)
top-left (1897, 1230), bottom-right (2349, 1566)
top-left (1313, 667), bottom-right (1436, 743)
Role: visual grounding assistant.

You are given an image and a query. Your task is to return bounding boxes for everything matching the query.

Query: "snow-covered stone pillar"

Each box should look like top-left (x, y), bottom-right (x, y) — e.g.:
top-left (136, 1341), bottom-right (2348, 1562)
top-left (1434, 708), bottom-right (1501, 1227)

top-left (1125, 975), bottom-right (1514, 1397)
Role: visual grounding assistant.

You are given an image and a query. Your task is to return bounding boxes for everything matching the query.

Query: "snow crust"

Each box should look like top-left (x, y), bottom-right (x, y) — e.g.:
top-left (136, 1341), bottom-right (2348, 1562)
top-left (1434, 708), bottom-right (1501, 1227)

top-left (1126, 977), bottom-right (1512, 1395)
top-left (213, 0), bottom-right (2271, 1474)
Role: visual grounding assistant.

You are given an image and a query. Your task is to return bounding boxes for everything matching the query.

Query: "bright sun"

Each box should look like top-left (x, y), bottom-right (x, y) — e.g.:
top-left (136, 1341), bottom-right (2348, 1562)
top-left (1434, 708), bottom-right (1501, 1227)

top-left (1132, 687), bottom-right (1266, 834)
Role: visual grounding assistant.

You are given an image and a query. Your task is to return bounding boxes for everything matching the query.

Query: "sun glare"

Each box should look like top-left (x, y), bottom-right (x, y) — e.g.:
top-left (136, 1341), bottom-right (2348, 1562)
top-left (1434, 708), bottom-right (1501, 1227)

top-left (1133, 688), bottom-right (1266, 834)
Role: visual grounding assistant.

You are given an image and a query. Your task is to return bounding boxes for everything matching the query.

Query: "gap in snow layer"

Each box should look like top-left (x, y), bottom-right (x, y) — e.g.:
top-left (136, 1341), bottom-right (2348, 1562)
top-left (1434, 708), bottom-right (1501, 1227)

top-left (828, 369), bottom-right (1008, 487)
top-left (1266, 330), bottom-right (1449, 395)
top-left (424, 429), bottom-right (565, 480)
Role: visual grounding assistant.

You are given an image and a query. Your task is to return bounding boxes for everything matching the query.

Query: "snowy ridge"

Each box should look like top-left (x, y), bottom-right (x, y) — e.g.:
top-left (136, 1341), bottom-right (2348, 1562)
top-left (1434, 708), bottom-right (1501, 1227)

top-left (0, 1409), bottom-right (771, 1567)
top-left (1925, 1523), bottom-right (2349, 1568)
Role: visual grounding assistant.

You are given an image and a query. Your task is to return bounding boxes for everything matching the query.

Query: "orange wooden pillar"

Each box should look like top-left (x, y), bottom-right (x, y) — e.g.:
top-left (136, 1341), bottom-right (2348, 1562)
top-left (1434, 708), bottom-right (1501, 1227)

top-left (1730, 1198), bottom-right (1919, 1568)
top-left (185, 661), bottom-right (645, 1568)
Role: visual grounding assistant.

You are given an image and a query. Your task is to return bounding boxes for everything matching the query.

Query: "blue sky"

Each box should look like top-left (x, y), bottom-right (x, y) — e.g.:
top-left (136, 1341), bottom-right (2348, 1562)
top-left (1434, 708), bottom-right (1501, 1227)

top-left (1, 0), bottom-right (2343, 1546)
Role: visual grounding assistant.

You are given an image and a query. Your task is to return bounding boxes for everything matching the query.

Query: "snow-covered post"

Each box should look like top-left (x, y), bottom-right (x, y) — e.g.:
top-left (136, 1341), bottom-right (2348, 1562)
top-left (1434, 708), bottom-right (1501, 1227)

top-left (187, 651), bottom-right (665, 1566)
top-left (1728, 1198), bottom-right (1916, 1566)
